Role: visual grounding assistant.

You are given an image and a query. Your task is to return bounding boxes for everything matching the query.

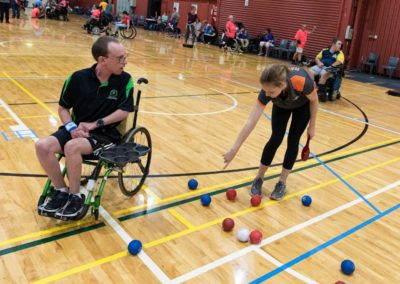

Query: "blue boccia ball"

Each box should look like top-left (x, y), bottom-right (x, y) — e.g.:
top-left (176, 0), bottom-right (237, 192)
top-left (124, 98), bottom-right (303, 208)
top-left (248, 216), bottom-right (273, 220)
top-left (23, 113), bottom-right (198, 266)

top-left (301, 195), bottom-right (312, 206)
top-left (341, 259), bottom-right (355, 275)
top-left (128, 240), bottom-right (142, 256)
top-left (188, 178), bottom-right (198, 190)
top-left (200, 194), bottom-right (212, 206)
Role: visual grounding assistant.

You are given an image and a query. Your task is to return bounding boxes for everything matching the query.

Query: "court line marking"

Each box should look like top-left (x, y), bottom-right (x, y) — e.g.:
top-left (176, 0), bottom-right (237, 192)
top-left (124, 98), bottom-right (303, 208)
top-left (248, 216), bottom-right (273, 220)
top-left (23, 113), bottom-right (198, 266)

top-left (2, 72), bottom-right (59, 120)
top-left (253, 247), bottom-right (319, 284)
top-left (308, 145), bottom-right (381, 213)
top-left (114, 136), bottom-right (400, 216)
top-left (318, 111), bottom-right (394, 139)
top-left (0, 99), bottom-right (38, 142)
top-left (1, 138), bottom-right (398, 250)
top-left (0, 115), bottom-right (49, 121)
top-left (140, 88), bottom-right (238, 116)
top-left (220, 76), bottom-right (400, 136)
top-left (250, 198), bottom-right (400, 283)
top-left (29, 157), bottom-right (400, 284)
top-left (146, 186), bottom-right (195, 229)
top-left (98, 206), bottom-right (171, 283)
top-left (170, 180), bottom-right (400, 283)
top-left (319, 108), bottom-right (400, 136)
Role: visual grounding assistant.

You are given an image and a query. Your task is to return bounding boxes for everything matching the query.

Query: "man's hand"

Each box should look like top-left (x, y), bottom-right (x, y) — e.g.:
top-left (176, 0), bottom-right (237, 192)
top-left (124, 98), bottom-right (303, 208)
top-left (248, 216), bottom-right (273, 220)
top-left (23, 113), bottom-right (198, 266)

top-left (77, 122), bottom-right (97, 132)
top-left (70, 129), bottom-right (89, 138)
top-left (318, 62), bottom-right (324, 68)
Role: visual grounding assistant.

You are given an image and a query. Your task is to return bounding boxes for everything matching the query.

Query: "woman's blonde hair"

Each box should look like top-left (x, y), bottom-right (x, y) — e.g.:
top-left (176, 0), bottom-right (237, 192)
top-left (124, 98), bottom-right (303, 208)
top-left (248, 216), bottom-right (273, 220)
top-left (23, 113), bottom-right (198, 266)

top-left (260, 64), bottom-right (289, 87)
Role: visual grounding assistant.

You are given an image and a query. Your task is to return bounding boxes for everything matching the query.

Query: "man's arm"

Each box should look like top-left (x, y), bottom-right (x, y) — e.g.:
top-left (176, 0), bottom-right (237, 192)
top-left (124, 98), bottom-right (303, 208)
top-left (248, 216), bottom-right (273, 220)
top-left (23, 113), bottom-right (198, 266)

top-left (77, 109), bottom-right (130, 133)
top-left (315, 50), bottom-right (324, 67)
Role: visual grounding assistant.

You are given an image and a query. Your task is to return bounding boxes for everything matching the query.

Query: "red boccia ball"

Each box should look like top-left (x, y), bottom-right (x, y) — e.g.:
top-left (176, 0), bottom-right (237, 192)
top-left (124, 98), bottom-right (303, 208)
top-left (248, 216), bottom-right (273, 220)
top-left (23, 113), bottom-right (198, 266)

top-left (222, 218), bottom-right (235, 232)
top-left (226, 189), bottom-right (237, 201)
top-left (250, 195), bottom-right (262, 207)
top-left (249, 230), bottom-right (263, 244)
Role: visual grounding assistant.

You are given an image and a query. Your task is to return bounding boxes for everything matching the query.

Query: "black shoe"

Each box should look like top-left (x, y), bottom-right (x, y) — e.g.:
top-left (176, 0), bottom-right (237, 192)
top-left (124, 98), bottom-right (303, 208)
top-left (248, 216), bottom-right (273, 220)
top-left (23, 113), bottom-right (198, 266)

top-left (39, 190), bottom-right (69, 213)
top-left (250, 177), bottom-right (263, 196)
top-left (270, 181), bottom-right (286, 200)
top-left (55, 194), bottom-right (85, 219)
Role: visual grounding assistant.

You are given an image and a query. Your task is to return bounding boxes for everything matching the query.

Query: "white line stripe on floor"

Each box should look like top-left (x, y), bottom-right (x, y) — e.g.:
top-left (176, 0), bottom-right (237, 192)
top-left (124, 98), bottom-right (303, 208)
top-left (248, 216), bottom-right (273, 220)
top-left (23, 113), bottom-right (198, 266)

top-left (170, 180), bottom-right (400, 283)
top-left (99, 206), bottom-right (171, 283)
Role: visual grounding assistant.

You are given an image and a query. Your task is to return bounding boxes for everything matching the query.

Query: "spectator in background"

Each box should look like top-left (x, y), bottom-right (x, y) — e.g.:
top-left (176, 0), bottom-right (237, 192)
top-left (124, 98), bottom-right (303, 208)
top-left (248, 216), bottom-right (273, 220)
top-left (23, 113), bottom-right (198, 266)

top-left (223, 15), bottom-right (236, 51)
top-left (258, 28), bottom-right (275, 56)
top-left (194, 17), bottom-right (202, 40)
top-left (11, 0), bottom-right (21, 19)
top-left (99, 0), bottom-right (108, 12)
top-left (105, 0), bottom-right (113, 16)
top-left (293, 24), bottom-right (316, 65)
top-left (171, 7), bottom-right (179, 24)
top-left (184, 5), bottom-right (198, 45)
top-left (0, 0), bottom-right (11, 23)
top-left (31, 4), bottom-right (41, 18)
top-left (203, 21), bottom-right (216, 44)
top-left (237, 26), bottom-right (249, 52)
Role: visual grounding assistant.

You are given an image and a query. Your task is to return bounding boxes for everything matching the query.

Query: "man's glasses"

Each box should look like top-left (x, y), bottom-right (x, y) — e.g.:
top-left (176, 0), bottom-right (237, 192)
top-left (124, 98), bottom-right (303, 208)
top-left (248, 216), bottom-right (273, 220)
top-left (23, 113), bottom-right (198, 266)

top-left (108, 54), bottom-right (128, 63)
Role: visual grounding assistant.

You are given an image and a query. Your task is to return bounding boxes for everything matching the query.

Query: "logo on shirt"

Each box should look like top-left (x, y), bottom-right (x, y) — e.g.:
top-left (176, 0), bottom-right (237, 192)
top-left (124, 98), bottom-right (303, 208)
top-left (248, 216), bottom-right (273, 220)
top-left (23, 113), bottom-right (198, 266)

top-left (107, 89), bottom-right (118, 100)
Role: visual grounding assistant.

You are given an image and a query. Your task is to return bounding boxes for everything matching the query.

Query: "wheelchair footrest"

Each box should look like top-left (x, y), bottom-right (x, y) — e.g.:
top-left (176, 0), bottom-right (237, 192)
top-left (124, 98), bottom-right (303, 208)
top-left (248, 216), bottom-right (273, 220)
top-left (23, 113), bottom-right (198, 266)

top-left (99, 142), bottom-right (150, 166)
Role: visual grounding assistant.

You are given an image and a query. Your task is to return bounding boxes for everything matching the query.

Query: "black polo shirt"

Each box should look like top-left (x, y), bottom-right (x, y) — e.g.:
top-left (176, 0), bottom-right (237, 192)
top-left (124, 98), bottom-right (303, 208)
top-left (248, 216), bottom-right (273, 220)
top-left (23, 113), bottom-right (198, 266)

top-left (59, 64), bottom-right (134, 138)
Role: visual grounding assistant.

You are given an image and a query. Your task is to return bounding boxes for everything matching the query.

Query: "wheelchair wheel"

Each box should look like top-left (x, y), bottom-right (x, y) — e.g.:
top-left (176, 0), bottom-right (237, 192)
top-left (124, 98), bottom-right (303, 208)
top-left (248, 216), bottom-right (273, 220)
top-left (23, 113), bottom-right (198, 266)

top-left (92, 26), bottom-right (101, 35)
top-left (118, 126), bottom-right (152, 196)
top-left (121, 27), bottom-right (137, 39)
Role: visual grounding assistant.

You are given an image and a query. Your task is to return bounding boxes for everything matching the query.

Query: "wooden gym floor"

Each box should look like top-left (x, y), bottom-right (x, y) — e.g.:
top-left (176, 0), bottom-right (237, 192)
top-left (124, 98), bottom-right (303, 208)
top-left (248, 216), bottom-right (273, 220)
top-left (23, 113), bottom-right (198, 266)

top-left (0, 13), bottom-right (399, 284)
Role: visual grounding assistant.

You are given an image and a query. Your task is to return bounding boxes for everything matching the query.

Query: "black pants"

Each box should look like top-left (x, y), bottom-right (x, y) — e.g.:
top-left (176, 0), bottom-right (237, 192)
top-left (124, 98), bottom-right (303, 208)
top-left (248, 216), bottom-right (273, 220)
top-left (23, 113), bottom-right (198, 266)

top-left (0, 3), bottom-right (10, 23)
top-left (261, 102), bottom-right (310, 170)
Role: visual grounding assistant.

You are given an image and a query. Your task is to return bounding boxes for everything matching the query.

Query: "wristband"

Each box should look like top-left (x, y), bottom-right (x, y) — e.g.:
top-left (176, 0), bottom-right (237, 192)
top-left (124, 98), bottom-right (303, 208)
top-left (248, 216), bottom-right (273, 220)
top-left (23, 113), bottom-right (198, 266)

top-left (65, 121), bottom-right (77, 132)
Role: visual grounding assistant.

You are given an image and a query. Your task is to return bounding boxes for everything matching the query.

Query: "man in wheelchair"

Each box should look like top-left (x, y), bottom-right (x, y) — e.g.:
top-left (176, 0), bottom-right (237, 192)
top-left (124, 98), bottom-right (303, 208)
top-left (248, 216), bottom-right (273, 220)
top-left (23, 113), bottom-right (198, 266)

top-left (35, 36), bottom-right (134, 219)
top-left (310, 38), bottom-right (344, 102)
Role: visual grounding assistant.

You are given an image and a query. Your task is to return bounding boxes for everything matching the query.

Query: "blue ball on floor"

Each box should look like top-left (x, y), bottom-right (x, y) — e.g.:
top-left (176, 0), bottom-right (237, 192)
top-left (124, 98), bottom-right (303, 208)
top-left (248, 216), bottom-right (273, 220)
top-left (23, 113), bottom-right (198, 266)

top-left (301, 195), bottom-right (312, 206)
top-left (188, 178), bottom-right (198, 190)
top-left (201, 194), bottom-right (212, 206)
top-left (341, 259), bottom-right (355, 275)
top-left (128, 240), bottom-right (142, 255)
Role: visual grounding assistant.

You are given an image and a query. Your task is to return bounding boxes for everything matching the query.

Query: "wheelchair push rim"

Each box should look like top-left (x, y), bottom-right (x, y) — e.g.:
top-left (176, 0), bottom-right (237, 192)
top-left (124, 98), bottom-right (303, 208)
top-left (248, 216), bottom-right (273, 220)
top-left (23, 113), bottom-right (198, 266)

top-left (118, 126), bottom-right (151, 196)
top-left (121, 27), bottom-right (137, 39)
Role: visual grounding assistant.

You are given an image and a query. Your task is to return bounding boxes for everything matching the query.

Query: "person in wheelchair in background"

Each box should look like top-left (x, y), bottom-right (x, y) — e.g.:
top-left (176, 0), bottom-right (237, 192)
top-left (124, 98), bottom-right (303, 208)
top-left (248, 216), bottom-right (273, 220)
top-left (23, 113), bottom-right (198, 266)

top-left (112, 10), bottom-right (130, 37)
top-left (36, 36), bottom-right (134, 219)
top-left (309, 37), bottom-right (344, 102)
top-left (236, 24), bottom-right (249, 53)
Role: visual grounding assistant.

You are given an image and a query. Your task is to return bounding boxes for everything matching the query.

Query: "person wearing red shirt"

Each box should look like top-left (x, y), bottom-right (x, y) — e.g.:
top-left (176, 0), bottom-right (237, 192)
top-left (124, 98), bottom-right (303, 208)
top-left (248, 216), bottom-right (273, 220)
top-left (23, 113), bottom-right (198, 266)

top-left (293, 24), bottom-right (316, 64)
top-left (223, 15), bottom-right (236, 51)
top-left (113, 11), bottom-right (131, 36)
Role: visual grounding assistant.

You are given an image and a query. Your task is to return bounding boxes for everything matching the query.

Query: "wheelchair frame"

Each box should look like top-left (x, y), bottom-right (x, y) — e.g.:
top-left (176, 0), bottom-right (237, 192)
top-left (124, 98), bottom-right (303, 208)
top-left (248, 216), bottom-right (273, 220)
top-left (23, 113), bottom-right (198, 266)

top-left (37, 78), bottom-right (151, 221)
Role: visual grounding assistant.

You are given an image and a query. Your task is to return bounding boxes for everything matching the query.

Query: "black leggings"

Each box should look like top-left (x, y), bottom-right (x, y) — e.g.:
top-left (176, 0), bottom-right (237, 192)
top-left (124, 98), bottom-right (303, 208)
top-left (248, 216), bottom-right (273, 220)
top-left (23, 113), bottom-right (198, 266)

top-left (261, 102), bottom-right (310, 170)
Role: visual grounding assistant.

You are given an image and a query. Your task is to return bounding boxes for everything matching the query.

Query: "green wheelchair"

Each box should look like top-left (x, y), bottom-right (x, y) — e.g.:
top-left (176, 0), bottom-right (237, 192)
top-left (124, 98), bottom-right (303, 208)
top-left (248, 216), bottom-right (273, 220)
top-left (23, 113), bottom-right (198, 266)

top-left (37, 78), bottom-right (151, 221)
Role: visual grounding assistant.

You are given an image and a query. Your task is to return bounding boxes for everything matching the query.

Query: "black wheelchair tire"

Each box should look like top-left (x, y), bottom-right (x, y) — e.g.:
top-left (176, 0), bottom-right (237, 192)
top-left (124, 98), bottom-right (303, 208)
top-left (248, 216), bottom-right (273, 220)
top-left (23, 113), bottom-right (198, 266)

top-left (121, 27), bottom-right (137, 39)
top-left (118, 126), bottom-right (152, 196)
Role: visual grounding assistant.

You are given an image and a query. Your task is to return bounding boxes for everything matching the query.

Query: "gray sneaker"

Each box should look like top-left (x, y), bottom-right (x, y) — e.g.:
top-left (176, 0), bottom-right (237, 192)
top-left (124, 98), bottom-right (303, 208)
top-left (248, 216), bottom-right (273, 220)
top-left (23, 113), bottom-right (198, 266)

top-left (270, 181), bottom-right (286, 200)
top-left (250, 177), bottom-right (263, 196)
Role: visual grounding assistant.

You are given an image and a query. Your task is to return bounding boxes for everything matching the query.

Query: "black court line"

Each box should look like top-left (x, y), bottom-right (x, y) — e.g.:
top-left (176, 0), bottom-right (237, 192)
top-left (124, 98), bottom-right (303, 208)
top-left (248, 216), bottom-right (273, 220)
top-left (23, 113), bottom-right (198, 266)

top-left (0, 97), bottom-right (368, 178)
top-left (0, 139), bottom-right (398, 256)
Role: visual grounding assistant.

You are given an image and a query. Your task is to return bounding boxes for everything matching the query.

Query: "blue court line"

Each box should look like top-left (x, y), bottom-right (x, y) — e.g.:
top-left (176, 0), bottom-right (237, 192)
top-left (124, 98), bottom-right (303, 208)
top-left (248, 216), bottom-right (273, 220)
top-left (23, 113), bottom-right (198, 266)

top-left (308, 150), bottom-right (381, 214)
top-left (249, 202), bottom-right (400, 283)
top-left (1, 132), bottom-right (8, 141)
top-left (261, 112), bottom-right (381, 214)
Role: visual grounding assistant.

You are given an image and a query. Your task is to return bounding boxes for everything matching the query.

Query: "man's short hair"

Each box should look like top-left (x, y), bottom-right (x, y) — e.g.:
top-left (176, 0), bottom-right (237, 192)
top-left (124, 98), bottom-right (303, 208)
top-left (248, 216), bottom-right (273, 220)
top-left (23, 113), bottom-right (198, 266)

top-left (91, 36), bottom-right (120, 61)
top-left (332, 37), bottom-right (342, 44)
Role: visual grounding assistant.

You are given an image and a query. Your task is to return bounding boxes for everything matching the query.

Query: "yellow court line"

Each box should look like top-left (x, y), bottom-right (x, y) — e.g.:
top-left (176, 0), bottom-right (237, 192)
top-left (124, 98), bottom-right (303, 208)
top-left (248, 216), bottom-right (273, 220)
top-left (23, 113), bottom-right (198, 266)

top-left (0, 219), bottom-right (94, 247)
top-left (113, 136), bottom-right (400, 216)
top-left (3, 72), bottom-right (59, 120)
top-left (30, 156), bottom-right (400, 284)
top-left (2, 137), bottom-right (399, 249)
top-left (0, 115), bottom-right (49, 122)
top-left (31, 251), bottom-right (129, 284)
top-left (145, 185), bottom-right (195, 229)
top-left (319, 112), bottom-right (395, 139)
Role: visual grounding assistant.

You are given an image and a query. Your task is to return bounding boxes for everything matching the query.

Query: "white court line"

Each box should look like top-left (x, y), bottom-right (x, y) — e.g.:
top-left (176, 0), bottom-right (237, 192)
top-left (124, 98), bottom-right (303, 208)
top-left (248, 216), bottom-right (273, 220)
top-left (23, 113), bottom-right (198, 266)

top-left (170, 180), bottom-right (400, 283)
top-left (319, 108), bottom-right (400, 135)
top-left (253, 247), bottom-right (318, 284)
top-left (0, 99), bottom-right (38, 142)
top-left (220, 76), bottom-right (400, 136)
top-left (141, 88), bottom-right (238, 116)
top-left (99, 206), bottom-right (171, 283)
